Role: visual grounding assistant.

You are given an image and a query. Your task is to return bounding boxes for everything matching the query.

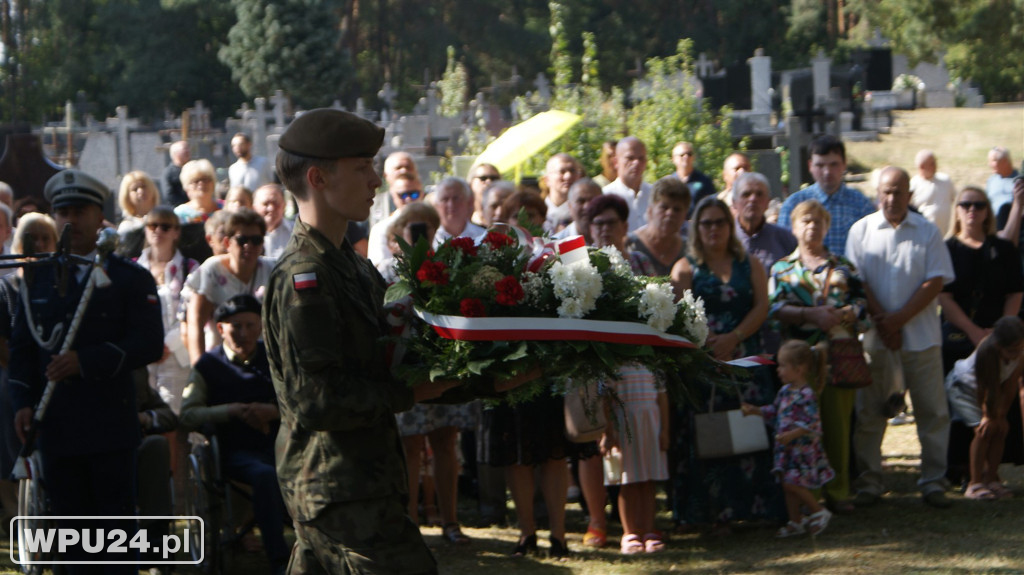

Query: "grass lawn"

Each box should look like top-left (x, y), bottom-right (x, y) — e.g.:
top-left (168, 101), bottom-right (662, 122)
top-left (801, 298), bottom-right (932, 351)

top-left (3, 423), bottom-right (1024, 574)
top-left (844, 102), bottom-right (1024, 197)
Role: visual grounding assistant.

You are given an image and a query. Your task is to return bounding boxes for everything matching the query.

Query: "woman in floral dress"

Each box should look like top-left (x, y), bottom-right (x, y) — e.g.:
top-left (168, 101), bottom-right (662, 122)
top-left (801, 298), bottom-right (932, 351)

top-left (668, 197), bottom-right (783, 533)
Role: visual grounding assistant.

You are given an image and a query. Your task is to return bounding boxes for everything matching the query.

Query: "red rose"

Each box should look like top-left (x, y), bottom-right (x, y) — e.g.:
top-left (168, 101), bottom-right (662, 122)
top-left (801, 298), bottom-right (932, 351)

top-left (416, 260), bottom-right (449, 285)
top-left (494, 275), bottom-right (525, 306)
top-left (449, 237), bottom-right (478, 256)
top-left (460, 298), bottom-right (486, 317)
top-left (483, 231), bottom-right (515, 249)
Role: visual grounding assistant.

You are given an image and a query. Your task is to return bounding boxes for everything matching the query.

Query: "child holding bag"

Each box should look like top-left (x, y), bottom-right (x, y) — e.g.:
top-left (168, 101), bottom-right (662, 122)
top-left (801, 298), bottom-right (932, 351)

top-left (601, 363), bottom-right (669, 554)
top-left (742, 340), bottom-right (834, 537)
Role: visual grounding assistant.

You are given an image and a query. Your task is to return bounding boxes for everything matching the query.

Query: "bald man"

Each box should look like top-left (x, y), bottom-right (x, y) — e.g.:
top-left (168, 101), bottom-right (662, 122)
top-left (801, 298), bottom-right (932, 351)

top-left (602, 137), bottom-right (652, 231)
top-left (846, 166), bottom-right (955, 510)
top-left (909, 150), bottom-right (956, 233)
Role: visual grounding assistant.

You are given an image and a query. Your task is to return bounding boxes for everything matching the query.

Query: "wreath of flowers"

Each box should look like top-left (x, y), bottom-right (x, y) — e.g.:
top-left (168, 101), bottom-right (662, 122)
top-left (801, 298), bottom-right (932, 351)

top-left (386, 226), bottom-right (739, 405)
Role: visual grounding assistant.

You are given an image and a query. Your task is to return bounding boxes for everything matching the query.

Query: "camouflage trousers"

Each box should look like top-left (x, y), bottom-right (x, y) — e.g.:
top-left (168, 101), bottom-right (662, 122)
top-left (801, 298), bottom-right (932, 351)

top-left (288, 496), bottom-right (437, 574)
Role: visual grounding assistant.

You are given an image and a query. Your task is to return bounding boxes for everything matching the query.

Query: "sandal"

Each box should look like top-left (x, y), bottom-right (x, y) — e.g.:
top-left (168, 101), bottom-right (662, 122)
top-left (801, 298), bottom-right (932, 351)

top-left (965, 483), bottom-right (997, 500)
top-left (987, 482), bottom-right (1013, 499)
top-left (442, 523), bottom-right (470, 545)
top-left (808, 508), bottom-right (832, 535)
top-left (775, 520), bottom-right (807, 538)
top-left (548, 535), bottom-right (570, 559)
top-left (511, 534), bottom-right (537, 557)
top-left (583, 525), bottom-right (607, 548)
top-left (620, 533), bottom-right (644, 554)
top-left (643, 532), bottom-right (665, 553)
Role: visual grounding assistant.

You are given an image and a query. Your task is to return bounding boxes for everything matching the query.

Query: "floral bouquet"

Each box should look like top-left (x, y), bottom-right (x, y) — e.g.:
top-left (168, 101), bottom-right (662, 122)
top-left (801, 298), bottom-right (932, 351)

top-left (385, 227), bottom-right (739, 406)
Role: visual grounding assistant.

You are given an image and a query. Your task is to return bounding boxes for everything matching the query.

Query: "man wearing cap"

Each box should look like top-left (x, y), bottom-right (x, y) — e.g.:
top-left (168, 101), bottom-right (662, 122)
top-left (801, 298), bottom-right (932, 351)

top-left (9, 169), bottom-right (164, 571)
top-left (264, 109), bottom-right (464, 574)
top-left (180, 294), bottom-right (288, 573)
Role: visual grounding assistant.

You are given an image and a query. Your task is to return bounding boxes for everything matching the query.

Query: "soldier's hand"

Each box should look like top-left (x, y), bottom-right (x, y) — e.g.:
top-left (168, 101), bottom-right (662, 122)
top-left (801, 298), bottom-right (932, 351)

top-left (14, 407), bottom-right (32, 444)
top-left (45, 351), bottom-right (81, 382)
top-left (138, 411), bottom-right (153, 430)
top-left (413, 379), bottom-right (462, 402)
top-left (240, 403), bottom-right (279, 434)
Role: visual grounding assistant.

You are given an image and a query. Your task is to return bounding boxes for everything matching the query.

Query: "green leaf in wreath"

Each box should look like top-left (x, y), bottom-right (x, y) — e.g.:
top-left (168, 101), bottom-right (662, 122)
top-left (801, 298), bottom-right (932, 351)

top-left (505, 341), bottom-right (528, 361)
top-left (384, 280), bottom-right (413, 306)
top-left (467, 358), bottom-right (496, 375)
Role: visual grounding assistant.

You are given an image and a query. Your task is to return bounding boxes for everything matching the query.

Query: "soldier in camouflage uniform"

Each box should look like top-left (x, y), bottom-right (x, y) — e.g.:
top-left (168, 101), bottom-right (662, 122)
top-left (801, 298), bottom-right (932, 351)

top-left (263, 109), bottom-right (460, 574)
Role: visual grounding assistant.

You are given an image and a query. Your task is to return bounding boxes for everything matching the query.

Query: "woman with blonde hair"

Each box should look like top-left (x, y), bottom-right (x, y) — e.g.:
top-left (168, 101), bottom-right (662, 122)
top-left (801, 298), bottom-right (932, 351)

top-left (117, 171), bottom-right (159, 235)
top-left (0, 213), bottom-right (59, 525)
top-left (175, 159), bottom-right (222, 224)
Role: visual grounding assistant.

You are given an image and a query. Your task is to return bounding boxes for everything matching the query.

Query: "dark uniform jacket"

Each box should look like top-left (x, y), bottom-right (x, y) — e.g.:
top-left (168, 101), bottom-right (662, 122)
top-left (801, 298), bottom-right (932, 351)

top-left (8, 253), bottom-right (164, 456)
top-left (263, 220), bottom-right (415, 523)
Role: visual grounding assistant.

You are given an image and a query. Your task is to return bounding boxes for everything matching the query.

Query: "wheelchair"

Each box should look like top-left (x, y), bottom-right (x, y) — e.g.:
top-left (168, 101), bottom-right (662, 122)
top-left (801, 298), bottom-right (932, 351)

top-left (185, 430), bottom-right (257, 574)
top-left (14, 451), bottom-right (53, 575)
top-left (13, 437), bottom-right (174, 575)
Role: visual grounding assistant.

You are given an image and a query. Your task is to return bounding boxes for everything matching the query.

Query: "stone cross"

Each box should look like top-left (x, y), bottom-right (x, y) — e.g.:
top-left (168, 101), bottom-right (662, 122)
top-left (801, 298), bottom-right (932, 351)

top-left (378, 82), bottom-right (397, 110)
top-left (270, 90), bottom-right (289, 130)
top-left (250, 98), bottom-right (268, 157)
top-left (426, 82), bottom-right (440, 115)
top-left (107, 106), bottom-right (139, 175)
top-left (696, 52), bottom-right (715, 77)
top-left (191, 101), bottom-right (208, 132)
top-left (356, 98), bottom-right (367, 118)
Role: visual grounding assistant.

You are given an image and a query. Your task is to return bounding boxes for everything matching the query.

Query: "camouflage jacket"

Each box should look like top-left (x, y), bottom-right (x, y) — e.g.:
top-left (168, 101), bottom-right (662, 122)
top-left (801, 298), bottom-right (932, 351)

top-left (263, 219), bottom-right (414, 522)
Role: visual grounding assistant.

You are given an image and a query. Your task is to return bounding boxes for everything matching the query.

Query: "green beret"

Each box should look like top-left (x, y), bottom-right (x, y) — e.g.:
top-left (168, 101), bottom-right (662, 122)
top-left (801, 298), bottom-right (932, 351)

top-left (44, 169), bottom-right (110, 209)
top-left (214, 294), bottom-right (262, 323)
top-left (278, 108), bottom-right (384, 160)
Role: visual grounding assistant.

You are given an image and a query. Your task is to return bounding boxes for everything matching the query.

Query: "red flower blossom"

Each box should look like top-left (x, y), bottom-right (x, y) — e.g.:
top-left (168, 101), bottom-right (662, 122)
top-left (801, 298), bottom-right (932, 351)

top-left (460, 298), bottom-right (486, 317)
top-left (483, 231), bottom-right (515, 249)
top-left (416, 260), bottom-right (449, 285)
top-left (494, 275), bottom-right (525, 306)
top-left (449, 236), bottom-right (478, 256)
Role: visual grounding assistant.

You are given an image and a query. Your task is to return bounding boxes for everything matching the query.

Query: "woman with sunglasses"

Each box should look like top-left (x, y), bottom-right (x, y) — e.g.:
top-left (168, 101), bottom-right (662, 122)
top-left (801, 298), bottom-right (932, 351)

top-left (136, 206), bottom-right (199, 412)
top-left (185, 208), bottom-right (275, 364)
top-left (939, 186), bottom-right (1024, 487)
top-left (668, 197), bottom-right (781, 535)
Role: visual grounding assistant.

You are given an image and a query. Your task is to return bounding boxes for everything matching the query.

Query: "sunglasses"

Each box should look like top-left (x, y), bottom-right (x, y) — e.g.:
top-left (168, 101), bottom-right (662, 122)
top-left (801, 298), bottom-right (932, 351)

top-left (698, 217), bottom-right (729, 229)
top-left (957, 201), bottom-right (987, 210)
top-left (146, 222), bottom-right (177, 232)
top-left (474, 174), bottom-right (499, 182)
top-left (399, 190), bottom-right (422, 201)
top-left (233, 234), bottom-right (264, 246)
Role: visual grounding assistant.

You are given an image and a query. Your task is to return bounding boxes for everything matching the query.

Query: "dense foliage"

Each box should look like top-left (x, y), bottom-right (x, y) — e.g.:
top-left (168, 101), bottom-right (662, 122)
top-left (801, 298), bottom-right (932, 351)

top-left (0, 0), bottom-right (1018, 125)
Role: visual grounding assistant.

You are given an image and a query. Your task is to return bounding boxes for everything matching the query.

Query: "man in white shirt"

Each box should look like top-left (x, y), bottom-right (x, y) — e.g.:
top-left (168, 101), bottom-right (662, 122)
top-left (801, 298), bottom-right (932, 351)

top-left (602, 137), bottom-right (652, 232)
top-left (228, 133), bottom-right (274, 190)
top-left (986, 146), bottom-right (1019, 216)
top-left (845, 166), bottom-right (956, 509)
top-left (253, 184), bottom-right (293, 258)
top-left (432, 177), bottom-right (484, 248)
top-left (909, 149), bottom-right (956, 234)
top-left (366, 173), bottom-right (424, 265)
top-left (543, 153), bottom-right (581, 232)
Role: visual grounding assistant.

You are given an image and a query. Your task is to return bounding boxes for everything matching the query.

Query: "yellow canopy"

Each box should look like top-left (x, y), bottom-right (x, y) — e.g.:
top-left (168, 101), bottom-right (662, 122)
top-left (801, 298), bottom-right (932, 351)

top-left (473, 110), bottom-right (582, 176)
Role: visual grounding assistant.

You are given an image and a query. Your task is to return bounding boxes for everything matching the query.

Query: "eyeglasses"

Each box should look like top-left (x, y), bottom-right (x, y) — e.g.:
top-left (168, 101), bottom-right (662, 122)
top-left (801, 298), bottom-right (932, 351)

top-left (146, 222), bottom-right (177, 232)
top-left (399, 190), bottom-right (422, 201)
top-left (957, 201), bottom-right (987, 211)
top-left (698, 217), bottom-right (729, 229)
top-left (591, 218), bottom-right (622, 229)
top-left (474, 174), bottom-right (499, 182)
top-left (188, 177), bottom-right (213, 186)
top-left (233, 234), bottom-right (264, 246)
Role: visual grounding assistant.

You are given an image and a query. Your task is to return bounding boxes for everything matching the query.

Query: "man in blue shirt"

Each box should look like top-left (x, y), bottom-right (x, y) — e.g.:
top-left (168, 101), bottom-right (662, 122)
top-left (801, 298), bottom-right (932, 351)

top-left (777, 135), bottom-right (876, 257)
top-left (986, 146), bottom-right (1019, 216)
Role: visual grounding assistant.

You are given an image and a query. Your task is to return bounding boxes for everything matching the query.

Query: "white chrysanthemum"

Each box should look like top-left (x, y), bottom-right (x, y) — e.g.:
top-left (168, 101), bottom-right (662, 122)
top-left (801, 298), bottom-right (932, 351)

top-left (680, 289), bottom-right (709, 345)
top-left (548, 261), bottom-right (603, 318)
top-left (558, 297), bottom-right (585, 319)
top-left (638, 282), bottom-right (679, 332)
top-left (599, 245), bottom-right (631, 275)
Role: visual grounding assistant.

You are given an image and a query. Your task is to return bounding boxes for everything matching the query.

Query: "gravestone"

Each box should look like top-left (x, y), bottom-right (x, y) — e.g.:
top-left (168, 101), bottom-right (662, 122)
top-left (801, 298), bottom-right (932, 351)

top-left (270, 90), bottom-right (289, 131)
top-left (811, 50), bottom-right (831, 107)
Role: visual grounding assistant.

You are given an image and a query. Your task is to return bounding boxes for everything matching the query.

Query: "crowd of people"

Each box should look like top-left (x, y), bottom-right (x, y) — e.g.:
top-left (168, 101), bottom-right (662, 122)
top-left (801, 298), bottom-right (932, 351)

top-left (0, 114), bottom-right (1022, 573)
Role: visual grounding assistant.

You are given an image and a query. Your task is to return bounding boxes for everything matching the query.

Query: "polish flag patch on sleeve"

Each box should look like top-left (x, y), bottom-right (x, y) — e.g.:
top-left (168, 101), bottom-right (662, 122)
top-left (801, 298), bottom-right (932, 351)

top-left (293, 272), bottom-right (318, 290)
top-left (146, 294), bottom-right (158, 304)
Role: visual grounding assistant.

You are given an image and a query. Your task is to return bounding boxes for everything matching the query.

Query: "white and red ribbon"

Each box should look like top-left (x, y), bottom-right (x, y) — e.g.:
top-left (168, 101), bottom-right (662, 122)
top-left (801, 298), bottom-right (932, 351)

top-left (415, 308), bottom-right (697, 348)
